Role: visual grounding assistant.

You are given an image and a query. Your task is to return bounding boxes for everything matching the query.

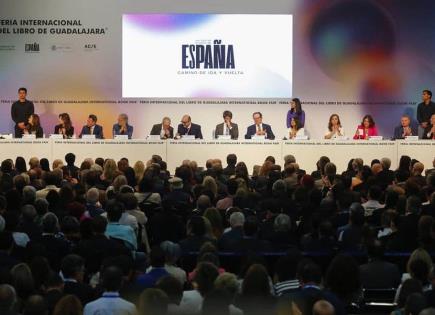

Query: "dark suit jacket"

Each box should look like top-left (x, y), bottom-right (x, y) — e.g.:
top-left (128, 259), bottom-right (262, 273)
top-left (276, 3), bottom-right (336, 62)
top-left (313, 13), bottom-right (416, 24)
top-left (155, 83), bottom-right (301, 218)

top-left (359, 260), bottom-right (401, 289)
top-left (218, 226), bottom-right (244, 251)
top-left (149, 123), bottom-right (174, 139)
top-left (177, 123), bottom-right (203, 139)
top-left (54, 124), bottom-right (75, 138)
top-left (423, 124), bottom-right (434, 139)
top-left (245, 123), bottom-right (275, 139)
top-left (79, 124), bottom-right (104, 139)
top-left (25, 125), bottom-right (44, 138)
top-left (393, 124), bottom-right (418, 139)
top-left (214, 122), bottom-right (239, 139)
top-left (63, 281), bottom-right (96, 305)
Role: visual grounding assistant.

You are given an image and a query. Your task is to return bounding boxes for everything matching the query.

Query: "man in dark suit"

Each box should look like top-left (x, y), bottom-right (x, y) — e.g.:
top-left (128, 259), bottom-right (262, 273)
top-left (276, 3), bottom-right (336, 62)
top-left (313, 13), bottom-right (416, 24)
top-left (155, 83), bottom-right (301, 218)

top-left (245, 111), bottom-right (275, 139)
top-left (393, 115), bottom-right (418, 139)
top-left (79, 114), bottom-right (104, 139)
top-left (214, 110), bottom-right (239, 139)
top-left (176, 115), bottom-right (202, 139)
top-left (359, 240), bottom-right (401, 289)
top-left (230, 215), bottom-right (271, 253)
top-left (149, 116), bottom-right (174, 139)
top-left (60, 254), bottom-right (96, 305)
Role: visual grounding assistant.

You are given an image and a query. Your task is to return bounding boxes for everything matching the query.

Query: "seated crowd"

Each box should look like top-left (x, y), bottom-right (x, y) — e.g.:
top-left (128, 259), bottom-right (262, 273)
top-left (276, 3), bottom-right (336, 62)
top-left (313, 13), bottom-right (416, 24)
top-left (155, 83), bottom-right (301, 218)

top-left (0, 152), bottom-right (434, 315)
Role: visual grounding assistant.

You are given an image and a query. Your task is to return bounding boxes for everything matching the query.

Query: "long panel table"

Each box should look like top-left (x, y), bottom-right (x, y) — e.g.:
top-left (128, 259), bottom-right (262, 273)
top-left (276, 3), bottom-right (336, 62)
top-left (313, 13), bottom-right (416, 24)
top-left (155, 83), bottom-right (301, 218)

top-left (0, 139), bottom-right (433, 174)
top-left (51, 139), bottom-right (166, 165)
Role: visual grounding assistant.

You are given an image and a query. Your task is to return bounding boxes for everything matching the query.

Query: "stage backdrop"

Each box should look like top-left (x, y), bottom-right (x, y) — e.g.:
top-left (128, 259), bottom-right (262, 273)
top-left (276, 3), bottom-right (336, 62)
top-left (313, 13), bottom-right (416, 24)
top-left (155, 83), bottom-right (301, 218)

top-left (0, 0), bottom-right (435, 150)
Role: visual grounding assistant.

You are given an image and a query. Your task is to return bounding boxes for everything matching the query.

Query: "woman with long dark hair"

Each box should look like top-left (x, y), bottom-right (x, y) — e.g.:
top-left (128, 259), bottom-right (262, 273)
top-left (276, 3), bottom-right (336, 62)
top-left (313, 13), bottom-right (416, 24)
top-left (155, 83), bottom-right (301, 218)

top-left (24, 114), bottom-right (43, 138)
top-left (54, 113), bottom-right (74, 138)
top-left (353, 114), bottom-right (378, 140)
top-left (288, 117), bottom-right (305, 139)
top-left (286, 98), bottom-right (305, 128)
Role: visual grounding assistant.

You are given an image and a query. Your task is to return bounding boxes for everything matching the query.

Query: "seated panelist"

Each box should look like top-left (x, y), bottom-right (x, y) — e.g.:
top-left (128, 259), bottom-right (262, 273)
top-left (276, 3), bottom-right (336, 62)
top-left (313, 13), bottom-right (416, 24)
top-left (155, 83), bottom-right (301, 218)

top-left (23, 114), bottom-right (43, 138)
top-left (288, 117), bottom-right (305, 139)
top-left (324, 114), bottom-right (345, 139)
top-left (113, 113), bottom-right (133, 139)
top-left (79, 114), bottom-right (104, 139)
top-left (215, 110), bottom-right (239, 140)
top-left (150, 117), bottom-right (174, 139)
top-left (176, 115), bottom-right (203, 139)
top-left (423, 113), bottom-right (435, 140)
top-left (393, 115), bottom-right (417, 139)
top-left (245, 112), bottom-right (275, 140)
top-left (353, 115), bottom-right (378, 140)
top-left (54, 113), bottom-right (74, 138)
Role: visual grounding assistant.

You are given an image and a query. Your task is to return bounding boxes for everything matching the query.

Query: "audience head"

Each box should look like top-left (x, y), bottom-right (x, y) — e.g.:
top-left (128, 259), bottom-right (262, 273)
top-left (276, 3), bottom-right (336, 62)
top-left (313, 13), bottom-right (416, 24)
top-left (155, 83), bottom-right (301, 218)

top-left (0, 284), bottom-right (16, 312)
top-left (60, 255), bottom-right (85, 283)
top-left (193, 262), bottom-right (219, 297)
top-left (52, 295), bottom-right (82, 315)
top-left (101, 265), bottom-right (123, 292)
top-left (242, 263), bottom-right (270, 297)
top-left (313, 300), bottom-right (335, 315)
top-left (138, 289), bottom-right (169, 315)
top-left (156, 275), bottom-right (183, 306)
top-left (23, 295), bottom-right (48, 315)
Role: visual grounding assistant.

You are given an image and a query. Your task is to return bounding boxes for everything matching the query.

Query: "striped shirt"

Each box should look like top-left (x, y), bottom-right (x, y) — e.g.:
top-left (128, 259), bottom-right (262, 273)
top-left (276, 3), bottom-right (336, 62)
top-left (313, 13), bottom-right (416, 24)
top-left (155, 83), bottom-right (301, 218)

top-left (274, 279), bottom-right (300, 296)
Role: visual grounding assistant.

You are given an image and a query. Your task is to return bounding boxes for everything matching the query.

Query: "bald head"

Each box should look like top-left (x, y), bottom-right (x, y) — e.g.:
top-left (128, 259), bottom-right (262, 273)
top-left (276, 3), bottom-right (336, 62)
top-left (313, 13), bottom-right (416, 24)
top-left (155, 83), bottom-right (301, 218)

top-left (313, 300), bottom-right (335, 315)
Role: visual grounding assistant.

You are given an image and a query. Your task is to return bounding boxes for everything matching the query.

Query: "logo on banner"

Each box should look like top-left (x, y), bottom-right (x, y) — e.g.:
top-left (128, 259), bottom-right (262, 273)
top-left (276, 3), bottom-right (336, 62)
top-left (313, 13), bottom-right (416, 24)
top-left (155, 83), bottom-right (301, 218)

top-left (0, 45), bottom-right (15, 51)
top-left (84, 44), bottom-right (98, 52)
top-left (50, 43), bottom-right (72, 52)
top-left (25, 42), bottom-right (39, 53)
top-left (181, 39), bottom-right (235, 69)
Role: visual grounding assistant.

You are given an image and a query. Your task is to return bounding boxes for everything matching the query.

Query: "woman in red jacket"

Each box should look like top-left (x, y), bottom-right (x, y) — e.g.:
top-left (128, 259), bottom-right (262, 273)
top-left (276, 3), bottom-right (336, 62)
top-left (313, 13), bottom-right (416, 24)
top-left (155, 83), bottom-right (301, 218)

top-left (353, 114), bottom-right (379, 140)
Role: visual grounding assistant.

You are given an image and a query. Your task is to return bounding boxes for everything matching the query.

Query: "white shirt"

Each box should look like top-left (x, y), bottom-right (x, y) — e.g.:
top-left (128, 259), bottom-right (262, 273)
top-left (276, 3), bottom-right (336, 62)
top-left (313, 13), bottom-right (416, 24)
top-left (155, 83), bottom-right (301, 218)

top-left (362, 200), bottom-right (384, 216)
top-left (83, 292), bottom-right (136, 315)
top-left (224, 123), bottom-right (230, 135)
top-left (324, 127), bottom-right (345, 139)
top-left (288, 128), bottom-right (305, 138)
top-left (178, 290), bottom-right (203, 315)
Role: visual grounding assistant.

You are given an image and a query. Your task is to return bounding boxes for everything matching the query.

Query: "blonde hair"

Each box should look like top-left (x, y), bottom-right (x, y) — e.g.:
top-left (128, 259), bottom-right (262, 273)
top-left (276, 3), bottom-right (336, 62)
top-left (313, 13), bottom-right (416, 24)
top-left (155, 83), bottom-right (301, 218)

top-left (133, 160), bottom-right (145, 184)
top-left (103, 159), bottom-right (118, 181)
top-left (214, 272), bottom-right (239, 296)
top-left (202, 176), bottom-right (217, 197)
top-left (52, 159), bottom-right (64, 170)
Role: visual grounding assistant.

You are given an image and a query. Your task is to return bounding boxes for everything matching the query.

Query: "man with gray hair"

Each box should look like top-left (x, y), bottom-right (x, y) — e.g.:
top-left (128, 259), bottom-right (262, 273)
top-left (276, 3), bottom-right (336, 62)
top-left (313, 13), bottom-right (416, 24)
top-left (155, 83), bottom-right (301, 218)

top-left (22, 186), bottom-right (36, 205)
top-left (218, 210), bottom-right (245, 251)
top-left (377, 157), bottom-right (395, 189)
top-left (0, 284), bottom-right (18, 315)
top-left (112, 113), bottom-right (133, 139)
top-left (84, 188), bottom-right (104, 218)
